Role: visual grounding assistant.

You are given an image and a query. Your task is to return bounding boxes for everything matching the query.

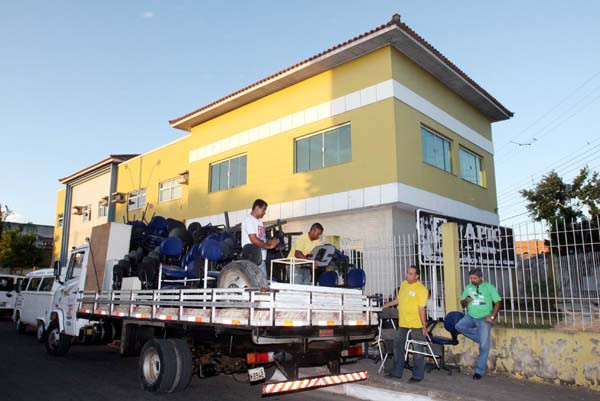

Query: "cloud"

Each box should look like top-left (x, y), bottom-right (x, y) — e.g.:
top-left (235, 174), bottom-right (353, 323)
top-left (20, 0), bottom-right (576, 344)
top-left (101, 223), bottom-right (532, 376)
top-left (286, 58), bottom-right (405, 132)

top-left (5, 213), bottom-right (30, 224)
top-left (141, 11), bottom-right (154, 19)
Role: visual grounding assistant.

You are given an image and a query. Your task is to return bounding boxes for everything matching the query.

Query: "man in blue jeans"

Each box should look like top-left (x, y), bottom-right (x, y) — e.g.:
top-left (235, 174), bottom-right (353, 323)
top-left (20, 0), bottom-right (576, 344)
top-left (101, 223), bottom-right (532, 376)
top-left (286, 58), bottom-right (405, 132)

top-left (456, 268), bottom-right (502, 380)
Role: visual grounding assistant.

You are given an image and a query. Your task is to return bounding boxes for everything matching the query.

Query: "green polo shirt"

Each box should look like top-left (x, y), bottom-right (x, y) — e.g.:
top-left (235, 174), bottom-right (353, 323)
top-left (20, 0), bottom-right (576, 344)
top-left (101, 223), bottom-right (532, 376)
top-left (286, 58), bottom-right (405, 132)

top-left (461, 282), bottom-right (501, 319)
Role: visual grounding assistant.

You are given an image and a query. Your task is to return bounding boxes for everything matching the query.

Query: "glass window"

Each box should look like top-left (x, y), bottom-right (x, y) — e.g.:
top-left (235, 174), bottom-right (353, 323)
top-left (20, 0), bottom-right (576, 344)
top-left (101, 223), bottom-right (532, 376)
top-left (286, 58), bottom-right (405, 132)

top-left (67, 251), bottom-right (84, 280)
top-left (459, 147), bottom-right (483, 186)
top-left (128, 189), bottom-right (147, 211)
top-left (98, 201), bottom-right (108, 217)
top-left (39, 277), bottom-right (55, 292)
top-left (28, 277), bottom-right (42, 291)
top-left (421, 127), bottom-right (451, 172)
top-left (295, 124), bottom-right (352, 173)
top-left (159, 178), bottom-right (183, 203)
top-left (0, 277), bottom-right (14, 292)
top-left (20, 278), bottom-right (29, 292)
top-left (210, 154), bottom-right (247, 192)
top-left (82, 204), bottom-right (92, 222)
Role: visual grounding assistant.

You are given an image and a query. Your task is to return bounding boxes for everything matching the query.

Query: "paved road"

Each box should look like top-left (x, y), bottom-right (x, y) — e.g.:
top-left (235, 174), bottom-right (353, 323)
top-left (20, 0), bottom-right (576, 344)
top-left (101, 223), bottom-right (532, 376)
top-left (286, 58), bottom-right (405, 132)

top-left (0, 319), bottom-right (350, 401)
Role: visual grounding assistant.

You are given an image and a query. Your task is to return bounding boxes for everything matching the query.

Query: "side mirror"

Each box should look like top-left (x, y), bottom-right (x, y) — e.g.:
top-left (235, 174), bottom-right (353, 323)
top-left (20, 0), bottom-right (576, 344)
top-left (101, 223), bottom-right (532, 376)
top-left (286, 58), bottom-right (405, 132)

top-left (53, 260), bottom-right (61, 278)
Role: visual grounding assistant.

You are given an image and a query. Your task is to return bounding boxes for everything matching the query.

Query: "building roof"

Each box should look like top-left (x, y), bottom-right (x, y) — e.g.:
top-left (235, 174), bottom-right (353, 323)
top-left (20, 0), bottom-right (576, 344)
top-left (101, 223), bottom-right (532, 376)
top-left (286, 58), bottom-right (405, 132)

top-left (170, 14), bottom-right (513, 132)
top-left (58, 154), bottom-right (138, 184)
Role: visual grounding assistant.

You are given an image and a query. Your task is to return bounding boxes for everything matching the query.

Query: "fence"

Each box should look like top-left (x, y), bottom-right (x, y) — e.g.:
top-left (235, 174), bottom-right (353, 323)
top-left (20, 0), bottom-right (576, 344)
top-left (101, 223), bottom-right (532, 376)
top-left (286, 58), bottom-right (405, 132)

top-left (341, 216), bottom-right (600, 329)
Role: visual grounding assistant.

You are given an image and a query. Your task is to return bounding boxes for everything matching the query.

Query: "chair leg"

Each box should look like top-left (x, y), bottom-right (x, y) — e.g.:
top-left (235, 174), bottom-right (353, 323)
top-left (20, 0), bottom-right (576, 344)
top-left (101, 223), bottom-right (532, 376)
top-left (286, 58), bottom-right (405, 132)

top-left (378, 353), bottom-right (388, 374)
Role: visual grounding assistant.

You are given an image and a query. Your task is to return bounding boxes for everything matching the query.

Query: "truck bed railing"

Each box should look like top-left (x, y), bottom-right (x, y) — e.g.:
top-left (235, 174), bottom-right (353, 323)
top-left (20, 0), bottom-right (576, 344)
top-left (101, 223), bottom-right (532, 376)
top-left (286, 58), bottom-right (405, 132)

top-left (78, 284), bottom-right (379, 328)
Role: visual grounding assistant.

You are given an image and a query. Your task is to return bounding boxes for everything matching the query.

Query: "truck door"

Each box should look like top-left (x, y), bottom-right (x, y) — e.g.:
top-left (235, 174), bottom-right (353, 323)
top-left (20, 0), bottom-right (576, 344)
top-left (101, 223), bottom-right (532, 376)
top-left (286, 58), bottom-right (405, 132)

top-left (54, 249), bottom-right (87, 336)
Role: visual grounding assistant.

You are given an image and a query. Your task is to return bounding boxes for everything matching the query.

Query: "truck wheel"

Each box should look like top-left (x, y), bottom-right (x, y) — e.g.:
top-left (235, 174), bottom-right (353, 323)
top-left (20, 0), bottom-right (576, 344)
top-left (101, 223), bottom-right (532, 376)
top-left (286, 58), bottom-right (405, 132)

top-left (139, 339), bottom-right (178, 393)
top-left (168, 338), bottom-right (193, 392)
top-left (15, 313), bottom-right (26, 335)
top-left (45, 321), bottom-right (71, 356)
top-left (36, 321), bottom-right (46, 343)
top-left (217, 260), bottom-right (268, 289)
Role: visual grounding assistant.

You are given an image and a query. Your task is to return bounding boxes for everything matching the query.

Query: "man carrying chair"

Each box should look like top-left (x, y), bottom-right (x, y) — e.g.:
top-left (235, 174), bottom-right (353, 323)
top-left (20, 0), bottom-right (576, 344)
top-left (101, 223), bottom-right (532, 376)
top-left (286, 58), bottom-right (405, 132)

top-left (382, 265), bottom-right (429, 382)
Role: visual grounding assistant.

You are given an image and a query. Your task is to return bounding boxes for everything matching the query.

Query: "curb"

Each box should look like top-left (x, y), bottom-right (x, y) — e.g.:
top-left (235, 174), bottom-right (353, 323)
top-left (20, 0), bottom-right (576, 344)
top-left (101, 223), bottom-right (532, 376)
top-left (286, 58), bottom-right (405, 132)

top-left (319, 382), bottom-right (435, 401)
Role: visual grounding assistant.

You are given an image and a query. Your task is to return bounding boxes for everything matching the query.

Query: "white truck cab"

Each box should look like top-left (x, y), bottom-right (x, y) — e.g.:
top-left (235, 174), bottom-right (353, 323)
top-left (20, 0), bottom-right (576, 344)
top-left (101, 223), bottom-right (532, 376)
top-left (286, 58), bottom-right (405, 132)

top-left (1, 274), bottom-right (23, 314)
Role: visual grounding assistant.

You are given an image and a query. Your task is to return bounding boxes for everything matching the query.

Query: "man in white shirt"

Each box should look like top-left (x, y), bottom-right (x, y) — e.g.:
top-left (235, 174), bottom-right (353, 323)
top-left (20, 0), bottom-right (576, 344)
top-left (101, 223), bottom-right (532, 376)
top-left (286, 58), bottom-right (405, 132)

top-left (241, 199), bottom-right (279, 278)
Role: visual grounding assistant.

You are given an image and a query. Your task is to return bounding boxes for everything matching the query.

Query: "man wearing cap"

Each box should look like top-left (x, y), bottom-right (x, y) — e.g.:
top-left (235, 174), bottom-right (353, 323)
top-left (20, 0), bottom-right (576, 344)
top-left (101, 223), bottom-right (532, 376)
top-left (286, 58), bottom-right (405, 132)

top-left (456, 268), bottom-right (502, 380)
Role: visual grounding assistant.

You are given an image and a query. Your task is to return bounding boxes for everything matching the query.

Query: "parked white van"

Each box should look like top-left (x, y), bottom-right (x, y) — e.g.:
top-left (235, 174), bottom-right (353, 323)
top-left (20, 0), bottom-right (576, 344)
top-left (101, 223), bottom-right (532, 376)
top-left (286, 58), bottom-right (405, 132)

top-left (13, 269), bottom-right (58, 342)
top-left (0, 274), bottom-right (24, 314)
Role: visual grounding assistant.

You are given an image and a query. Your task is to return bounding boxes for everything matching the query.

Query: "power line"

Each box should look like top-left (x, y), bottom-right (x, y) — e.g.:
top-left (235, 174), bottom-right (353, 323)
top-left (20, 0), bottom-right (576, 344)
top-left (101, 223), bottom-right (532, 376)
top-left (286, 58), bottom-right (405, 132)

top-left (494, 69), bottom-right (600, 157)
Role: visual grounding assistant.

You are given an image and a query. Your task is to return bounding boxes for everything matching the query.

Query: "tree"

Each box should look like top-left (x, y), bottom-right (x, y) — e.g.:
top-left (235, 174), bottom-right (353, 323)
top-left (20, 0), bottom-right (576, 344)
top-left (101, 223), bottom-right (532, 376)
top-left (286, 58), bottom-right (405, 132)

top-left (0, 203), bottom-right (13, 241)
top-left (0, 228), bottom-right (42, 269)
top-left (520, 166), bottom-right (600, 253)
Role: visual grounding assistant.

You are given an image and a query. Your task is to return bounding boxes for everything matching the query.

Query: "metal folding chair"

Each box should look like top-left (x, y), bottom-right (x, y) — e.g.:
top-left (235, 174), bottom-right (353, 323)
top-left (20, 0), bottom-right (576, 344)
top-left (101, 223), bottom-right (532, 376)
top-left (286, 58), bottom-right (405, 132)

top-left (372, 308), bottom-right (397, 374)
top-left (404, 329), bottom-right (440, 370)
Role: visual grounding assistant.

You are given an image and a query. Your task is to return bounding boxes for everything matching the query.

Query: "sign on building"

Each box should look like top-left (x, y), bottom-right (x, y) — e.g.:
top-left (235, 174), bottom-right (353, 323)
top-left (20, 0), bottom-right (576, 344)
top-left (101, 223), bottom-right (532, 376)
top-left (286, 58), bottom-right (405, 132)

top-left (417, 210), bottom-right (516, 268)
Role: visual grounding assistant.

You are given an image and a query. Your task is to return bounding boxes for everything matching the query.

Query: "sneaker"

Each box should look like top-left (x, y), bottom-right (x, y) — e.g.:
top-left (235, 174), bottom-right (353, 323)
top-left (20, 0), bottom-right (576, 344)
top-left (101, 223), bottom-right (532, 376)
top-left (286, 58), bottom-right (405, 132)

top-left (473, 373), bottom-right (482, 380)
top-left (408, 377), bottom-right (422, 383)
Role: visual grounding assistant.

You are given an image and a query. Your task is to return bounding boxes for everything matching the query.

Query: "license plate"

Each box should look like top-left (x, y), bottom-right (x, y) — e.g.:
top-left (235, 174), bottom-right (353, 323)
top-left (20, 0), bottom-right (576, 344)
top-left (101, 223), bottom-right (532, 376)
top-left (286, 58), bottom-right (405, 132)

top-left (248, 367), bottom-right (266, 382)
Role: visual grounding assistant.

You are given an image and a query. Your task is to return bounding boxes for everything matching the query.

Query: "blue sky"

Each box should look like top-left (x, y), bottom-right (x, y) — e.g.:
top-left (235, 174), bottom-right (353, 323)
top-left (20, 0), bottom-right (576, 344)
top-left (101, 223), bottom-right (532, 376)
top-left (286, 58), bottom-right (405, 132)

top-left (1, 1), bottom-right (600, 226)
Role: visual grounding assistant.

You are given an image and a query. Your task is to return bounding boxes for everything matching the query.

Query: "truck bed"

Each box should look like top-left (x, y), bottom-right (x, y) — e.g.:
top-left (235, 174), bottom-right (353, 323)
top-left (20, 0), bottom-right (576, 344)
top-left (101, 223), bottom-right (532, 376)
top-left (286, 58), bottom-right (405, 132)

top-left (78, 282), bottom-right (379, 329)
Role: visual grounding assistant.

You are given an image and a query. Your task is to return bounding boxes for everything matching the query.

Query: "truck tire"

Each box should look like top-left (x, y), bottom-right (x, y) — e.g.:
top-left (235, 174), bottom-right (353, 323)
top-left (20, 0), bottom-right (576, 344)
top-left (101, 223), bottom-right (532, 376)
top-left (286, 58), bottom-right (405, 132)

top-left (168, 338), bottom-right (193, 392)
top-left (217, 260), bottom-right (268, 289)
top-left (139, 339), bottom-right (178, 393)
top-left (45, 321), bottom-right (71, 356)
top-left (36, 321), bottom-right (46, 343)
top-left (15, 313), bottom-right (26, 335)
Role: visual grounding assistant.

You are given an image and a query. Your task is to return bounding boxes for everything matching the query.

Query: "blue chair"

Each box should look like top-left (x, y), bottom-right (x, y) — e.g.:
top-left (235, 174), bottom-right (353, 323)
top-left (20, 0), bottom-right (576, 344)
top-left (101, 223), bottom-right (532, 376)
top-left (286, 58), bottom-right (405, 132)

top-left (318, 271), bottom-right (338, 287)
top-left (157, 237), bottom-right (184, 289)
top-left (427, 311), bottom-right (464, 375)
top-left (346, 269), bottom-right (366, 289)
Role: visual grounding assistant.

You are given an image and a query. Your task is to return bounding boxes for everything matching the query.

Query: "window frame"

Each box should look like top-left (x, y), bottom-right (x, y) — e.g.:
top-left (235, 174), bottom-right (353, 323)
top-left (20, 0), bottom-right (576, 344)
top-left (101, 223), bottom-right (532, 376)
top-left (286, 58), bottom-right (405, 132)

top-left (98, 201), bottom-right (108, 217)
top-left (82, 204), bottom-right (92, 223)
top-left (39, 277), bottom-right (55, 292)
top-left (27, 277), bottom-right (42, 292)
top-left (209, 154), bottom-right (248, 193)
top-left (66, 250), bottom-right (85, 281)
top-left (459, 146), bottom-right (484, 186)
top-left (421, 126), bottom-right (452, 173)
top-left (294, 123), bottom-right (352, 173)
top-left (127, 188), bottom-right (147, 211)
top-left (159, 177), bottom-right (183, 203)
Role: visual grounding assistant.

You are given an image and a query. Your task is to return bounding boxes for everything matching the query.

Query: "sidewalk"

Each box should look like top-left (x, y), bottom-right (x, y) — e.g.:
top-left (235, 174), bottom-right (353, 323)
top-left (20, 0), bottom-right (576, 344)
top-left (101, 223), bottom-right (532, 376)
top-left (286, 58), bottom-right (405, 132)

top-left (315, 358), bottom-right (599, 401)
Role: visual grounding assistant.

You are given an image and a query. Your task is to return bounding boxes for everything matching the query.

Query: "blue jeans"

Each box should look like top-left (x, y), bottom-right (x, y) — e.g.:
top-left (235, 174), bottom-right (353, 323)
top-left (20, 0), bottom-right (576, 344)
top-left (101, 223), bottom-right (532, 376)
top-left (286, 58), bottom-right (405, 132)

top-left (391, 327), bottom-right (425, 380)
top-left (258, 261), bottom-right (267, 280)
top-left (455, 315), bottom-right (491, 376)
top-left (294, 267), bottom-right (312, 285)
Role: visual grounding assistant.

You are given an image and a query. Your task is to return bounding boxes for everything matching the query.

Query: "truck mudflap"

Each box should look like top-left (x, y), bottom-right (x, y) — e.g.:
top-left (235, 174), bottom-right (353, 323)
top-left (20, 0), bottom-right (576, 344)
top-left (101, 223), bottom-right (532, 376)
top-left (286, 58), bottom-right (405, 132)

top-left (261, 371), bottom-right (368, 395)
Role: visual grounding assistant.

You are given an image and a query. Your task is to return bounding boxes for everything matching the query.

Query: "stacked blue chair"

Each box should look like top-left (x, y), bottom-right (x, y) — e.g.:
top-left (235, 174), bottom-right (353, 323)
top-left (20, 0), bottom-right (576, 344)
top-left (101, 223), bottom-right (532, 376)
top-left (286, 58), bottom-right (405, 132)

top-left (318, 271), bottom-right (338, 287)
top-left (346, 269), bottom-right (366, 289)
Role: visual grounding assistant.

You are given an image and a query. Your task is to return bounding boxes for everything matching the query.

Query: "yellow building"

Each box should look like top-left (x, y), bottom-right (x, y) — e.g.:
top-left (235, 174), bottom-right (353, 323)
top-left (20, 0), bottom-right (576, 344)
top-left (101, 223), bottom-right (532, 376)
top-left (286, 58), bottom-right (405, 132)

top-left (106, 15), bottom-right (513, 242)
top-left (54, 155), bottom-right (137, 264)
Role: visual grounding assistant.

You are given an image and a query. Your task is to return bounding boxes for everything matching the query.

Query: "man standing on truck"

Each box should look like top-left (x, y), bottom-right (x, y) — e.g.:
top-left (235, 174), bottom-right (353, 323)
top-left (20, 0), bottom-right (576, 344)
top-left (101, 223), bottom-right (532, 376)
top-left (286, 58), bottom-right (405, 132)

top-left (242, 199), bottom-right (279, 279)
top-left (455, 268), bottom-right (502, 380)
top-left (287, 223), bottom-right (324, 284)
top-left (382, 265), bottom-right (429, 382)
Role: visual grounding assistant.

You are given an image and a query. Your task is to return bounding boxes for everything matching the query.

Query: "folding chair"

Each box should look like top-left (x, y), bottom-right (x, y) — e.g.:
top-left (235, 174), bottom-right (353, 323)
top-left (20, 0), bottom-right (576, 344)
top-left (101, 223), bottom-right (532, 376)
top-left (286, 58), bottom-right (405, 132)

top-left (372, 308), bottom-right (397, 374)
top-left (404, 329), bottom-right (440, 370)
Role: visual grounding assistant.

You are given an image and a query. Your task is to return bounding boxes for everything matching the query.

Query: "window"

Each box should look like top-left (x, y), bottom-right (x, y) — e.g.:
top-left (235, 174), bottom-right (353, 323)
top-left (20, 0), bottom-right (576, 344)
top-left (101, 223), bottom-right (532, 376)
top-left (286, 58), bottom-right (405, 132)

top-left (28, 277), bottom-right (42, 291)
top-left (57, 214), bottom-right (64, 228)
top-left (82, 204), bottom-right (92, 222)
top-left (39, 277), bottom-right (55, 292)
top-left (20, 278), bottom-right (29, 292)
top-left (159, 178), bottom-right (183, 202)
top-left (210, 154), bottom-right (247, 192)
top-left (67, 251), bottom-right (84, 280)
top-left (459, 147), bottom-right (483, 186)
top-left (421, 127), bottom-right (452, 172)
top-left (295, 124), bottom-right (352, 173)
top-left (98, 201), bottom-right (108, 217)
top-left (128, 189), bottom-right (146, 211)
top-left (0, 277), bottom-right (14, 292)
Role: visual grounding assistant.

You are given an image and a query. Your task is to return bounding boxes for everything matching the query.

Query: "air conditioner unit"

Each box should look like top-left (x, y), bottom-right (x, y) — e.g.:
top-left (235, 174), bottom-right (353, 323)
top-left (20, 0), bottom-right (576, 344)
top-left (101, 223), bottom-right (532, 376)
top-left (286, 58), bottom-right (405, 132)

top-left (72, 206), bottom-right (84, 215)
top-left (178, 170), bottom-right (189, 185)
top-left (111, 192), bottom-right (125, 203)
top-left (99, 196), bottom-right (109, 207)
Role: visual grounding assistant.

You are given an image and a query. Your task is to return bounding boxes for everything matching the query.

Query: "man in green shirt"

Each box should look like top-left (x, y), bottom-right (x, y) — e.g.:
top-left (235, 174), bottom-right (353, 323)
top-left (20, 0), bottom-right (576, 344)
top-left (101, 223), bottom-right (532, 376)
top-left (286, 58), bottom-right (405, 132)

top-left (456, 268), bottom-right (502, 380)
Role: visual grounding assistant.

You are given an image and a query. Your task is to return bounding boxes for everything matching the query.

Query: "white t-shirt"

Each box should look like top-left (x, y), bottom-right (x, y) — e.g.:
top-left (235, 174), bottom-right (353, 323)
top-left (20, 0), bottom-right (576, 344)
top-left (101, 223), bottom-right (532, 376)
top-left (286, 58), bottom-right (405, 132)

top-left (241, 215), bottom-right (266, 262)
